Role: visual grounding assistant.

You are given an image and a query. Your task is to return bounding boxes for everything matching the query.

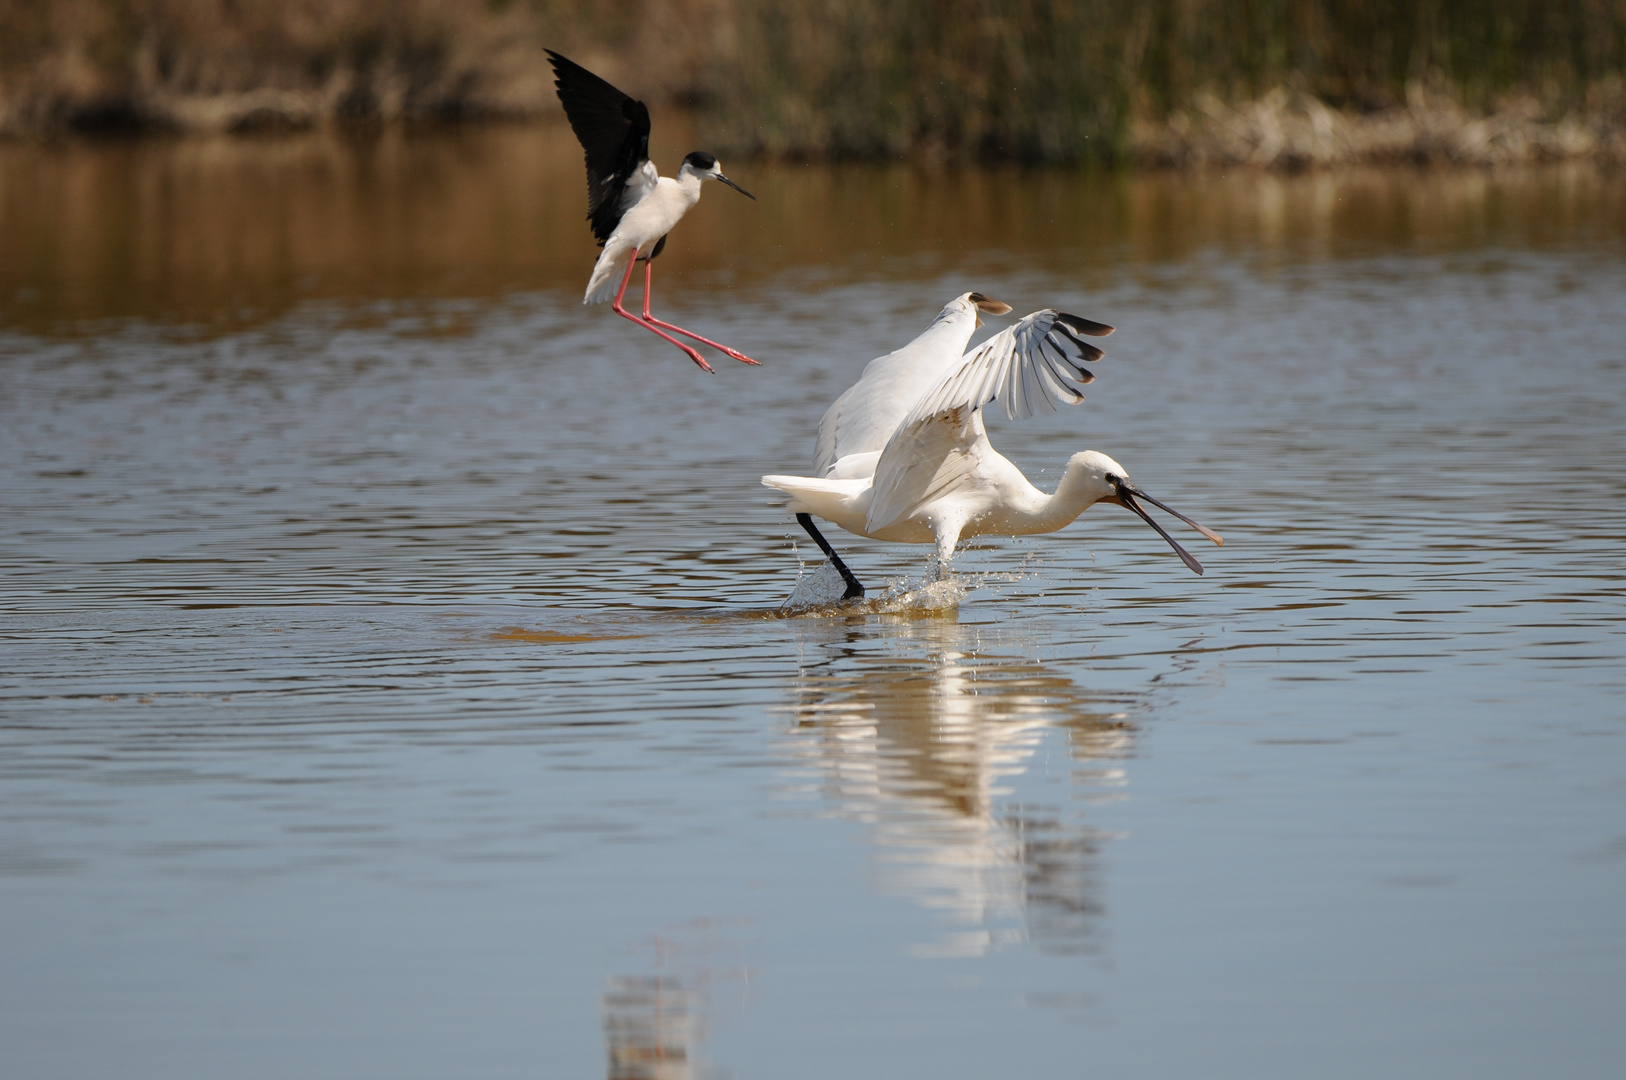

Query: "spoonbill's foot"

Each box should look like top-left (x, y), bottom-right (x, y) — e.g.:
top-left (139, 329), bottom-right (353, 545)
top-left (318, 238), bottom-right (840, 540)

top-left (832, 572), bottom-right (865, 602)
top-left (796, 513), bottom-right (865, 600)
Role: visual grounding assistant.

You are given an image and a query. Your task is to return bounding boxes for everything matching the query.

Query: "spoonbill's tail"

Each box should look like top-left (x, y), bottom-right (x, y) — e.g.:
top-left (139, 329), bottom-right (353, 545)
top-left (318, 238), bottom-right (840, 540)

top-left (761, 474), bottom-right (867, 525)
top-left (763, 475), bottom-right (871, 600)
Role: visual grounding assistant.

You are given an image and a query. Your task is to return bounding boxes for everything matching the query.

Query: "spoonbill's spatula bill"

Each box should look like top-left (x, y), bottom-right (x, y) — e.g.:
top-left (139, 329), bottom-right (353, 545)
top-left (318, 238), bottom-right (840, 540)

top-left (763, 292), bottom-right (1222, 597)
top-left (547, 50), bottom-right (759, 372)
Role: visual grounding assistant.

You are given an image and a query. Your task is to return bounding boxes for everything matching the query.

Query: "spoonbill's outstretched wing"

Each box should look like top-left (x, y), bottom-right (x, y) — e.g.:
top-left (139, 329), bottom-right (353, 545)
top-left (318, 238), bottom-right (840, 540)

top-left (813, 293), bottom-right (1020, 477)
top-left (812, 303), bottom-right (980, 478)
top-left (865, 310), bottom-right (1113, 532)
top-left (546, 50), bottom-right (654, 245)
top-left (863, 405), bottom-right (989, 534)
top-left (901, 310), bottom-right (1113, 428)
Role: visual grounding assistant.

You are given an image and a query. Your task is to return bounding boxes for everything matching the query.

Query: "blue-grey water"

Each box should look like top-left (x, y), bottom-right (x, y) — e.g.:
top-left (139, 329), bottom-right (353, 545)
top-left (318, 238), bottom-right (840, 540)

top-left (2, 131), bottom-right (1624, 1078)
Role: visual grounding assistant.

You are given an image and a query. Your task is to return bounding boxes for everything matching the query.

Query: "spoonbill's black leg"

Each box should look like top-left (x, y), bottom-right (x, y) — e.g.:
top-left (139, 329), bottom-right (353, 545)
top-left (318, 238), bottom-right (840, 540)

top-left (796, 513), bottom-right (865, 600)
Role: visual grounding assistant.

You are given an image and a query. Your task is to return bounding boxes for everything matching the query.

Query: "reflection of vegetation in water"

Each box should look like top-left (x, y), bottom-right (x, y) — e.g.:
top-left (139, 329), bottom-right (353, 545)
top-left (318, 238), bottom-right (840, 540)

top-left (3, 130), bottom-right (1621, 332)
top-left (779, 623), bottom-right (1134, 955)
top-left (3, 1), bottom-right (1624, 162)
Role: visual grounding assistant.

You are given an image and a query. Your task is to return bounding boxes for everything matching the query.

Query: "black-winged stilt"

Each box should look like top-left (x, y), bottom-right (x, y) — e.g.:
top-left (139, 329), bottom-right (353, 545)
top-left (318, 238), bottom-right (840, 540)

top-left (547, 50), bottom-right (759, 372)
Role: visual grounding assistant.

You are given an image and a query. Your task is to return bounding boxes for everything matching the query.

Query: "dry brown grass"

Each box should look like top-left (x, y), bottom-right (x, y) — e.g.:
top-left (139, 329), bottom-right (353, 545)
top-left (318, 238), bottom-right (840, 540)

top-left (1138, 80), bottom-right (1626, 169)
top-left (0, 0), bottom-right (732, 134)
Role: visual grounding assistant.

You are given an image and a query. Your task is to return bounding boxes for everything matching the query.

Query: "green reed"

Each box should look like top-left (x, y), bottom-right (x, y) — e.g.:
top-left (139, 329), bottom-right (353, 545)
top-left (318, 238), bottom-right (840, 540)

top-left (703, 0), bottom-right (1626, 161)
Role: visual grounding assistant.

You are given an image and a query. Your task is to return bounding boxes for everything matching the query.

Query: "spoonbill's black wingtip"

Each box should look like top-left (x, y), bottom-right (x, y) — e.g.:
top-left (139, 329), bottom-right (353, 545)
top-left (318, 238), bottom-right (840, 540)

top-left (1055, 312), bottom-right (1115, 338)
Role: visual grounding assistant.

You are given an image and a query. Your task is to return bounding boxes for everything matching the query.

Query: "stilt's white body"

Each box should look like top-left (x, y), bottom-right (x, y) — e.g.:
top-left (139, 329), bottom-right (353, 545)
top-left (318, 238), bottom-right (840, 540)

top-left (550, 49), bottom-right (758, 369)
top-left (583, 163), bottom-right (703, 304)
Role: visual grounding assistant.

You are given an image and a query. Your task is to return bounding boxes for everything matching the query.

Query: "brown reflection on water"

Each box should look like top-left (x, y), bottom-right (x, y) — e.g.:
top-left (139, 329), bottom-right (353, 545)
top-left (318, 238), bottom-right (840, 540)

top-left (603, 977), bottom-right (701, 1080)
top-left (3, 123), bottom-right (1623, 333)
top-left (781, 623), bottom-right (1133, 956)
top-left (600, 919), bottom-right (749, 1080)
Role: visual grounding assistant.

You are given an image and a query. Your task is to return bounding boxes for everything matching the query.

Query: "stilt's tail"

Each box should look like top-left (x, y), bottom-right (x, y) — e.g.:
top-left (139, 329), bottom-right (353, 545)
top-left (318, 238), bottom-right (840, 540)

top-left (584, 243), bottom-right (632, 305)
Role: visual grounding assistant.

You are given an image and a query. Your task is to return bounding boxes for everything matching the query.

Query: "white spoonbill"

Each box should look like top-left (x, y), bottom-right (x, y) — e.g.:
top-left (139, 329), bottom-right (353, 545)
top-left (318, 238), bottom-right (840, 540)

top-left (762, 292), bottom-right (1222, 599)
top-left (547, 50), bottom-right (759, 372)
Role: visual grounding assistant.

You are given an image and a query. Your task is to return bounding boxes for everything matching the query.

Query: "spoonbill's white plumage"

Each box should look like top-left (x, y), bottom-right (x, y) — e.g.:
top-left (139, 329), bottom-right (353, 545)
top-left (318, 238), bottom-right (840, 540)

top-left (762, 292), bottom-right (1222, 598)
top-left (547, 50), bottom-right (758, 372)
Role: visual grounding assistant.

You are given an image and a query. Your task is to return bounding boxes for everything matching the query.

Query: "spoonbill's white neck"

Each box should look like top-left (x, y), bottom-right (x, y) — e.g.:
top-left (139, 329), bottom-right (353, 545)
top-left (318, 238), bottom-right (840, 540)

top-left (1029, 451), bottom-right (1118, 533)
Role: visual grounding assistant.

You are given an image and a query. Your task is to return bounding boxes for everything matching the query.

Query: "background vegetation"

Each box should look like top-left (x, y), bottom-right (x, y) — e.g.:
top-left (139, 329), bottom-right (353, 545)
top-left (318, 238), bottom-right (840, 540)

top-left (2, 0), bottom-right (1623, 163)
top-left (710, 0), bottom-right (1626, 161)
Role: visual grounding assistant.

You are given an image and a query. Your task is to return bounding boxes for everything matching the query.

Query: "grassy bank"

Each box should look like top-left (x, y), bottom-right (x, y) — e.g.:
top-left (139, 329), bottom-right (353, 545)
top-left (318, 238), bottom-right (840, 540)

top-left (704, 0), bottom-right (1626, 163)
top-left (3, 0), bottom-right (1624, 166)
top-left (0, 0), bottom-right (730, 134)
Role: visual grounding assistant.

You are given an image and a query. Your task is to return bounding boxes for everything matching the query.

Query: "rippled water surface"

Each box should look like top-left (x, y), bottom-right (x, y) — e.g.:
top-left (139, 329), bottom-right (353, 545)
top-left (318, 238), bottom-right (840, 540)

top-left (3, 130), bottom-right (1624, 1079)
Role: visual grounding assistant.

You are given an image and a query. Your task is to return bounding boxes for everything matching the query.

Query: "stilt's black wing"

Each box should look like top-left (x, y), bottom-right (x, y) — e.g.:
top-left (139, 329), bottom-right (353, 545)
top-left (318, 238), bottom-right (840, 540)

top-left (546, 50), bottom-right (652, 244)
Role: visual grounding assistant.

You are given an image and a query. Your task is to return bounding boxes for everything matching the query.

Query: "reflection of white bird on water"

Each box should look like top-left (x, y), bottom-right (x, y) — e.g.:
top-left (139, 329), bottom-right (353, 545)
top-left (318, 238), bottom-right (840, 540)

top-left (762, 292), bottom-right (1223, 598)
top-left (547, 50), bottom-right (759, 372)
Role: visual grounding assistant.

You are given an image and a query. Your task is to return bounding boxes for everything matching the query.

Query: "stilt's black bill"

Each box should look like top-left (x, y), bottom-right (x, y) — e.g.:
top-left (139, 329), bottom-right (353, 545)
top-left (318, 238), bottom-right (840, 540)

top-left (717, 174), bottom-right (756, 200)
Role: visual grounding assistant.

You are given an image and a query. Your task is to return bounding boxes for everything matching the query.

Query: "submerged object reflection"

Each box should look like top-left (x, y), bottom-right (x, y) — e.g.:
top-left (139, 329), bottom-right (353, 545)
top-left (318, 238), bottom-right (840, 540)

top-left (602, 975), bottom-right (702, 1080)
top-left (600, 919), bottom-right (749, 1080)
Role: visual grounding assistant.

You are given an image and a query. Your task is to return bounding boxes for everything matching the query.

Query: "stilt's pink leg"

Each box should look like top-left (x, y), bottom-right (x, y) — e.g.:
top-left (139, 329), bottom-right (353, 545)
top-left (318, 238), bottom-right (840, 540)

top-left (641, 260), bottom-right (760, 366)
top-left (611, 254), bottom-right (713, 372)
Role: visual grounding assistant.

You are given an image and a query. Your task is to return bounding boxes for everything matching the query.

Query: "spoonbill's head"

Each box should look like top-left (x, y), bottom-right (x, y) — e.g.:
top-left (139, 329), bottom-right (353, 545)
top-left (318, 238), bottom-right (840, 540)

top-left (1067, 450), bottom-right (1225, 575)
top-left (680, 152), bottom-right (755, 199)
top-left (939, 290), bottom-right (1014, 328)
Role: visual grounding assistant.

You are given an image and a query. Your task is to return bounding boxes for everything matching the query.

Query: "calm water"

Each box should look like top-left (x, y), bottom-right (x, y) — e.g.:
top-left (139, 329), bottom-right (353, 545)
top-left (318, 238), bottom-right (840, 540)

top-left (2, 128), bottom-right (1624, 1079)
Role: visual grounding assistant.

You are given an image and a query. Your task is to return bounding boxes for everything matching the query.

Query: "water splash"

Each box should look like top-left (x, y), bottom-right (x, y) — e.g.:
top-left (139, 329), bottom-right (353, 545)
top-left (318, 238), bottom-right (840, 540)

top-left (778, 558), bottom-right (972, 617)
